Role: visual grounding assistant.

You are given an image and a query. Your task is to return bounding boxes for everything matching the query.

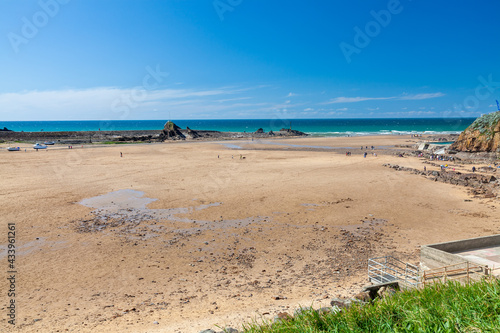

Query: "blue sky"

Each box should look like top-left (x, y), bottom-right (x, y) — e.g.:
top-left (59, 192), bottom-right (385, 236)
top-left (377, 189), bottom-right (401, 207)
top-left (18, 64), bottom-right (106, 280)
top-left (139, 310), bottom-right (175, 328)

top-left (0, 0), bottom-right (499, 120)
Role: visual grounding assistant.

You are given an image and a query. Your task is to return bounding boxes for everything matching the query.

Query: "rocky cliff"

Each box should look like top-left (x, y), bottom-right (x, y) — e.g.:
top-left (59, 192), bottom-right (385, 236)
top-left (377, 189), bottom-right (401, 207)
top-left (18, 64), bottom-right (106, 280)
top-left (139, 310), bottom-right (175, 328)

top-left (450, 111), bottom-right (500, 153)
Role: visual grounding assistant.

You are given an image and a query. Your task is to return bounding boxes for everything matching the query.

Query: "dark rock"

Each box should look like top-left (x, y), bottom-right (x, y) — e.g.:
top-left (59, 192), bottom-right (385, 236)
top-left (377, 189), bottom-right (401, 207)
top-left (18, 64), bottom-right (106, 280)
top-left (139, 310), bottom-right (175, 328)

top-left (353, 291), bottom-right (371, 302)
top-left (218, 328), bottom-right (239, 333)
top-left (272, 295), bottom-right (287, 300)
top-left (278, 128), bottom-right (308, 136)
top-left (330, 297), bottom-right (352, 310)
top-left (255, 128), bottom-right (264, 134)
top-left (274, 312), bottom-right (292, 323)
top-left (317, 307), bottom-right (333, 314)
top-left (185, 126), bottom-right (200, 139)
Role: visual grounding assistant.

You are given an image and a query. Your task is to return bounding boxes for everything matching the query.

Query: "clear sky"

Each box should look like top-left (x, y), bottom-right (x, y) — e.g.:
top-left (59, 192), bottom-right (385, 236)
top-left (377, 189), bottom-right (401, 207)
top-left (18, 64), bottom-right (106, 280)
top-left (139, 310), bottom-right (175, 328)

top-left (1, 0), bottom-right (499, 120)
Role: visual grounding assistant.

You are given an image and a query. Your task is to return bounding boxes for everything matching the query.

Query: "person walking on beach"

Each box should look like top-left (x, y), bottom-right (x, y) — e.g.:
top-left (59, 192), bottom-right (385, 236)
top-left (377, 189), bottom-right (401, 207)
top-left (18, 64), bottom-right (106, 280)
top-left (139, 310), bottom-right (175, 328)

top-left (120, 152), bottom-right (123, 157)
top-left (472, 166), bottom-right (476, 173)
top-left (363, 152), bottom-right (367, 158)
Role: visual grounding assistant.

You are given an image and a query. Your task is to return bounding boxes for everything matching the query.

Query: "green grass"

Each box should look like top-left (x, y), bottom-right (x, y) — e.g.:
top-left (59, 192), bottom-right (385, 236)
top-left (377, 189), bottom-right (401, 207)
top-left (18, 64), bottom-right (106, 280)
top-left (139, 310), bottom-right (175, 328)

top-left (241, 279), bottom-right (500, 332)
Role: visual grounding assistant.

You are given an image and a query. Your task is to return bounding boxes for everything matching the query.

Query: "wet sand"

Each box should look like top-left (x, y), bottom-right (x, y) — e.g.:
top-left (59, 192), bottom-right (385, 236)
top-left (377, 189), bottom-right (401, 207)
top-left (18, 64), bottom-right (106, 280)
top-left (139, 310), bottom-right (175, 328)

top-left (0, 135), bottom-right (499, 332)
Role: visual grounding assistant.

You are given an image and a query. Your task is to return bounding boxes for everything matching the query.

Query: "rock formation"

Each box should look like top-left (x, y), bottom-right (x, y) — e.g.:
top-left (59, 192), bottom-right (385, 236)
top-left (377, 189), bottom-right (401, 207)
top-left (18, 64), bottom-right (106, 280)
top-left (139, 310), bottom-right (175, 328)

top-left (451, 111), bottom-right (500, 153)
top-left (185, 126), bottom-right (200, 139)
top-left (279, 128), bottom-right (308, 136)
top-left (159, 121), bottom-right (186, 141)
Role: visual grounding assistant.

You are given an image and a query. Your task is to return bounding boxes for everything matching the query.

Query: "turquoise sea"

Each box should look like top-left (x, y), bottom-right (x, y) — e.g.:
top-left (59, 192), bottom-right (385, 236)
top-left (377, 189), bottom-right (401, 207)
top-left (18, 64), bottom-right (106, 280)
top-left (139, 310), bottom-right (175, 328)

top-left (0, 118), bottom-right (475, 136)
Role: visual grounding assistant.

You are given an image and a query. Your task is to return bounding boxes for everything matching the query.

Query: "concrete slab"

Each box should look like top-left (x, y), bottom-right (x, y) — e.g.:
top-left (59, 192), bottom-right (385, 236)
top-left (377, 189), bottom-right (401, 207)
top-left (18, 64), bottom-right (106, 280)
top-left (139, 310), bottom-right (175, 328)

top-left (454, 245), bottom-right (500, 272)
top-left (421, 234), bottom-right (500, 276)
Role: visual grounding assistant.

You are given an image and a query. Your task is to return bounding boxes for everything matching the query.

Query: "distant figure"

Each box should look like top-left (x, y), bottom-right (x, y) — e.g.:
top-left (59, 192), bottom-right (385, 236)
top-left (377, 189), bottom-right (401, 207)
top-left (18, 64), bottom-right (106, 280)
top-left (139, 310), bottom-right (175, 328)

top-left (361, 146), bottom-right (363, 150)
top-left (232, 155), bottom-right (234, 159)
top-left (472, 166), bottom-right (476, 173)
top-left (363, 152), bottom-right (367, 158)
top-left (218, 155), bottom-right (219, 159)
top-left (424, 166), bottom-right (426, 171)
top-left (120, 152), bottom-right (123, 157)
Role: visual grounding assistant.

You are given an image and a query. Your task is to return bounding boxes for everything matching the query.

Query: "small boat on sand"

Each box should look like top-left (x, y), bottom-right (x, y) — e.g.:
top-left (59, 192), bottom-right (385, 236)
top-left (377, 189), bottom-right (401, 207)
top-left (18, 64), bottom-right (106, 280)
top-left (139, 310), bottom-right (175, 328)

top-left (7, 147), bottom-right (20, 151)
top-left (44, 141), bottom-right (55, 145)
top-left (33, 143), bottom-right (47, 150)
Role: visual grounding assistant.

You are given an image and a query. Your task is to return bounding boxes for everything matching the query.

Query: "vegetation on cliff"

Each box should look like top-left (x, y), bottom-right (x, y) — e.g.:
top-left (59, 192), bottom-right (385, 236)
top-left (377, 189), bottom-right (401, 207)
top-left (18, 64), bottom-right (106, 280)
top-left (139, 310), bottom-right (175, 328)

top-left (451, 111), bottom-right (500, 153)
top-left (469, 111), bottom-right (500, 138)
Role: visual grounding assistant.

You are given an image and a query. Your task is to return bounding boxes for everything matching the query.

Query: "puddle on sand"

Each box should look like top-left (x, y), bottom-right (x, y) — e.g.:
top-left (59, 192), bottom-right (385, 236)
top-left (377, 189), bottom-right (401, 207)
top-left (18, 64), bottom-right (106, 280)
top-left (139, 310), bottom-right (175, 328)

top-left (80, 189), bottom-right (157, 211)
top-left (218, 143), bottom-right (243, 149)
top-left (79, 189), bottom-right (221, 223)
top-left (77, 189), bottom-right (264, 234)
top-left (0, 237), bottom-right (68, 259)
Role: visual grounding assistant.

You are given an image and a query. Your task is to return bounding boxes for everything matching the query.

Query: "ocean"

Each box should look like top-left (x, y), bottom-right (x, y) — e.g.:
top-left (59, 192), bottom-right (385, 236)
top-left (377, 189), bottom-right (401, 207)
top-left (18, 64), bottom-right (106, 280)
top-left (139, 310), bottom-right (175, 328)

top-left (1, 118), bottom-right (475, 136)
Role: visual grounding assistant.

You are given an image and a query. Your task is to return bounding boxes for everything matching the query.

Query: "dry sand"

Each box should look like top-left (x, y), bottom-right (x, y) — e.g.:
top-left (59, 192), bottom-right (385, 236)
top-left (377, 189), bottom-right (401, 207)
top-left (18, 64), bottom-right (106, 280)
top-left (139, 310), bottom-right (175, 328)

top-left (1, 135), bottom-right (499, 332)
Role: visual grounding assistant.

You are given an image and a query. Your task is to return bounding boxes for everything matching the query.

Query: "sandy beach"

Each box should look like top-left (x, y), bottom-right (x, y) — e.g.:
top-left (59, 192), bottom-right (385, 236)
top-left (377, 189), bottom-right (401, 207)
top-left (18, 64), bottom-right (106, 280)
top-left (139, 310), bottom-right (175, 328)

top-left (1, 135), bottom-right (499, 333)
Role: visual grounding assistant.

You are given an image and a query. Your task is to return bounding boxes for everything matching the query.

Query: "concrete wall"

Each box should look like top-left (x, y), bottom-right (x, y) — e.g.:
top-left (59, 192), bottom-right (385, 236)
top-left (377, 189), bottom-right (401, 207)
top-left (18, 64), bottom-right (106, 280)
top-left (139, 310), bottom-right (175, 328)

top-left (421, 234), bottom-right (500, 270)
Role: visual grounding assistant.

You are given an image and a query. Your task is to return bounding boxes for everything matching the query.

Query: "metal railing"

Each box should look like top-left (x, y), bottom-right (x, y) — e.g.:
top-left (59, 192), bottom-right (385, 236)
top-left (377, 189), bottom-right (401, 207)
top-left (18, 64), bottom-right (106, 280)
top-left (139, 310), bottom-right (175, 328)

top-left (368, 256), bottom-right (420, 288)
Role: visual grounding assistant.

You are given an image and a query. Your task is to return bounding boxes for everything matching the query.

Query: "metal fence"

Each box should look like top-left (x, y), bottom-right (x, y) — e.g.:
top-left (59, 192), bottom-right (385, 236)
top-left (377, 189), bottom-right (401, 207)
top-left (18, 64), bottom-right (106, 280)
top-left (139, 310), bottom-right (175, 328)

top-left (368, 256), bottom-right (420, 288)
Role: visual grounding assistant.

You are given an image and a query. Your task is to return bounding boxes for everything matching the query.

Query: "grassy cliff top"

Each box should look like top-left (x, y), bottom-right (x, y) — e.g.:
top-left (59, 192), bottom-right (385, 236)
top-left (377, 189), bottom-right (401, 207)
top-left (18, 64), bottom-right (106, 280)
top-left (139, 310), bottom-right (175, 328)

top-left (241, 279), bottom-right (500, 332)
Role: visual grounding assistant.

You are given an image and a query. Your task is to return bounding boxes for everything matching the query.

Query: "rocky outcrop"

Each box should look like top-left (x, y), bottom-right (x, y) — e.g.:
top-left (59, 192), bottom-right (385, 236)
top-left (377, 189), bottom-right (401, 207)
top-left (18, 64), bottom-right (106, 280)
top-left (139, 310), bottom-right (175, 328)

top-left (1, 126), bottom-right (12, 131)
top-left (185, 126), bottom-right (200, 139)
top-left (451, 111), bottom-right (500, 153)
top-left (384, 164), bottom-right (498, 198)
top-left (159, 121), bottom-right (186, 141)
top-left (279, 128), bottom-right (308, 136)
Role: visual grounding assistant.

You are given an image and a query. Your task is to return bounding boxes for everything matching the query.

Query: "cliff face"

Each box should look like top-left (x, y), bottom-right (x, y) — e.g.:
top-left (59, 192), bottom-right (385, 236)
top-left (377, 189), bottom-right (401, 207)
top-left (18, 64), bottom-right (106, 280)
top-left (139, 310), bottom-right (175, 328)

top-left (450, 111), bottom-right (500, 153)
